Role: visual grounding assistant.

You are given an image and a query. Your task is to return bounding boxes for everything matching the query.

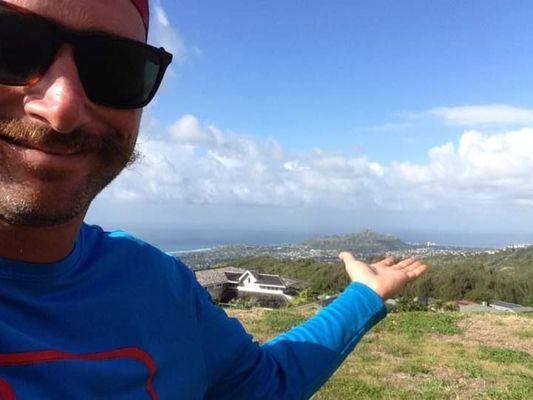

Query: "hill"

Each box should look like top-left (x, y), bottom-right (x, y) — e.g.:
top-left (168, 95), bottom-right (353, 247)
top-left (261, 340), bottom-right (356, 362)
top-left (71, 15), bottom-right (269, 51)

top-left (302, 229), bottom-right (410, 252)
top-left (426, 245), bottom-right (533, 272)
top-left (225, 248), bottom-right (533, 305)
top-left (400, 248), bottom-right (533, 306)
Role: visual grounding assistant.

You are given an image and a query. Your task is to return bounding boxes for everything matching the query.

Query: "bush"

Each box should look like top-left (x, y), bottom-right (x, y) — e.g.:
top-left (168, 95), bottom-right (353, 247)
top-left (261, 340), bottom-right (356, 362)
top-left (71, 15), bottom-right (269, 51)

top-left (395, 297), bottom-right (428, 312)
top-left (228, 297), bottom-right (259, 309)
top-left (289, 288), bottom-right (313, 307)
top-left (442, 301), bottom-right (459, 312)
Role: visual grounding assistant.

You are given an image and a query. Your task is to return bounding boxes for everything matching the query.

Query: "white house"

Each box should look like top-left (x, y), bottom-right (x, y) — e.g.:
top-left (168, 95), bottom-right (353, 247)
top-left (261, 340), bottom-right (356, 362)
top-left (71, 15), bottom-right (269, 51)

top-left (194, 267), bottom-right (306, 303)
top-left (237, 270), bottom-right (288, 296)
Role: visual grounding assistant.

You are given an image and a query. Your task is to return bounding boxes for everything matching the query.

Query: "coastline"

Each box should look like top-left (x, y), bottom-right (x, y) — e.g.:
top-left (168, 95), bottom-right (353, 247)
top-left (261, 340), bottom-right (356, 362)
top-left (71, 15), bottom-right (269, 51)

top-left (168, 247), bottom-right (213, 256)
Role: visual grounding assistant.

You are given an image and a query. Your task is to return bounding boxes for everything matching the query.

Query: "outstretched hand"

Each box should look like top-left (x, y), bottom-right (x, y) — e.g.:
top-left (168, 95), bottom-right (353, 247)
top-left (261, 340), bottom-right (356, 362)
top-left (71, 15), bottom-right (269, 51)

top-left (339, 252), bottom-right (428, 300)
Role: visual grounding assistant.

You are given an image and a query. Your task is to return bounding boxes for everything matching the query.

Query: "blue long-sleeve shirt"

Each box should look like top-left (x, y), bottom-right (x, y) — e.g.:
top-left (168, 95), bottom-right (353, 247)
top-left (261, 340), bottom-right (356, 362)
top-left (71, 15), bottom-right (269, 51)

top-left (0, 224), bottom-right (387, 399)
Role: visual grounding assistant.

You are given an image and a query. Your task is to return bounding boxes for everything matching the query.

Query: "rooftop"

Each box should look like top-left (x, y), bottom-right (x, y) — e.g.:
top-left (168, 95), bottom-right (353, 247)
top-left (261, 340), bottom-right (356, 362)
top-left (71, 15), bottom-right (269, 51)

top-left (194, 267), bottom-right (246, 286)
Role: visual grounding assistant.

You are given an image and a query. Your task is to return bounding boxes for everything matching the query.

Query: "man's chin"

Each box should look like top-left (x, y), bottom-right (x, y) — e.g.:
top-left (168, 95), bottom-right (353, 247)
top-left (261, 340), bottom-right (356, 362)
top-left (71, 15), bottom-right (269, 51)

top-left (0, 209), bottom-right (84, 228)
top-left (0, 194), bottom-right (88, 228)
top-left (0, 184), bottom-right (93, 228)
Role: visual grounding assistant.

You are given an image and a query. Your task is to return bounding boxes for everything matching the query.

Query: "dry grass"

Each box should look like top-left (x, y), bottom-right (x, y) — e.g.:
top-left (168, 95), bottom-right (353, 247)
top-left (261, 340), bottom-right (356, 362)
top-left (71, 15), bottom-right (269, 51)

top-left (458, 313), bottom-right (533, 354)
top-left (226, 307), bottom-right (533, 399)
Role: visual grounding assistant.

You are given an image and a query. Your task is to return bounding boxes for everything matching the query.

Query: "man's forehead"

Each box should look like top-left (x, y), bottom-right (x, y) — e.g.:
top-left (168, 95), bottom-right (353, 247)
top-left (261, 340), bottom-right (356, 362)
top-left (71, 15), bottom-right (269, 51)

top-left (4, 0), bottom-right (146, 42)
top-left (130, 0), bottom-right (149, 33)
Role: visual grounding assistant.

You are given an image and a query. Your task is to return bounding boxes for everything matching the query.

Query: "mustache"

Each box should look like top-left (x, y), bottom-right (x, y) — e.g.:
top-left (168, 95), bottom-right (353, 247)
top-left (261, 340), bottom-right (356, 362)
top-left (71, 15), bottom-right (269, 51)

top-left (0, 119), bottom-right (139, 166)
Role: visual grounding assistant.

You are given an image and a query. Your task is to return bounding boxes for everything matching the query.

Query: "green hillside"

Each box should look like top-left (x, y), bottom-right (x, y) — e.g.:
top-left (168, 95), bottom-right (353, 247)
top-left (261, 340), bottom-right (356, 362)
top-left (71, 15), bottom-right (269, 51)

top-left (302, 230), bottom-right (410, 252)
top-left (225, 247), bottom-right (533, 306)
top-left (427, 246), bottom-right (533, 272)
top-left (227, 256), bottom-right (350, 295)
top-left (402, 247), bottom-right (533, 306)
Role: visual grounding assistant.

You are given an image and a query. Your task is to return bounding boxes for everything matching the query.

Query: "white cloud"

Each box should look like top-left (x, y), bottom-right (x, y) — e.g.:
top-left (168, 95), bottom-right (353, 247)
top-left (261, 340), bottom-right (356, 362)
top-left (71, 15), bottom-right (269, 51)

top-left (391, 128), bottom-right (533, 208)
top-left (149, 0), bottom-right (188, 61)
top-left (429, 104), bottom-right (533, 127)
top-left (103, 115), bottom-right (533, 215)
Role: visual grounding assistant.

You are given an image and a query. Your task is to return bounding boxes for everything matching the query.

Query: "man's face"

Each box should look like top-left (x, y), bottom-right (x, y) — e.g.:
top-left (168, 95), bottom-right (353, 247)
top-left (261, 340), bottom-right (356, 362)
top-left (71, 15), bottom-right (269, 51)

top-left (0, 0), bottom-right (146, 227)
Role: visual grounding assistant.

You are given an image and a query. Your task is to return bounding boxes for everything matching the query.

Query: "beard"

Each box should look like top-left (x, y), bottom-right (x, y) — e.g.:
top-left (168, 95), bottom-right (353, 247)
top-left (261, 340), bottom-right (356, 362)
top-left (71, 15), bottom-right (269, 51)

top-left (0, 119), bottom-right (139, 228)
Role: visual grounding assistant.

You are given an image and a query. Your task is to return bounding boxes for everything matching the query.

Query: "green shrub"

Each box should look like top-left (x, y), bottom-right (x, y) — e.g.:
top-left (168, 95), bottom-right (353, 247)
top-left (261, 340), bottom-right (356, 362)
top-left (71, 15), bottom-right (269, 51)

top-left (478, 346), bottom-right (532, 366)
top-left (395, 297), bottom-right (429, 312)
top-left (228, 297), bottom-right (259, 309)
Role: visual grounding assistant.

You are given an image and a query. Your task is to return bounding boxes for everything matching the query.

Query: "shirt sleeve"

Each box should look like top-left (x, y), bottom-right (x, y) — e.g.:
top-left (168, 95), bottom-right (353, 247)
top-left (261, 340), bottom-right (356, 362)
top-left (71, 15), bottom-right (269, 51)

top-left (195, 280), bottom-right (387, 400)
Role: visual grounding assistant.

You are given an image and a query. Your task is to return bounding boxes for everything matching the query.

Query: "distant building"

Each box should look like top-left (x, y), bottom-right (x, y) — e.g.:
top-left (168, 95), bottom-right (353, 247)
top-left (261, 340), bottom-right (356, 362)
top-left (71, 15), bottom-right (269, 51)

top-left (457, 299), bottom-right (533, 313)
top-left (237, 270), bottom-right (287, 295)
top-left (194, 266), bottom-right (245, 301)
top-left (457, 300), bottom-right (503, 313)
top-left (194, 267), bottom-right (307, 305)
top-left (489, 300), bottom-right (533, 313)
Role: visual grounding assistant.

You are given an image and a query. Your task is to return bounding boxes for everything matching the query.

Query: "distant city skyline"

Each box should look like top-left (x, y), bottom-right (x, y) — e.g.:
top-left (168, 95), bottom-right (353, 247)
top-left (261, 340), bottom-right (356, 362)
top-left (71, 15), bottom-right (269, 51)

top-left (88, 1), bottom-right (533, 236)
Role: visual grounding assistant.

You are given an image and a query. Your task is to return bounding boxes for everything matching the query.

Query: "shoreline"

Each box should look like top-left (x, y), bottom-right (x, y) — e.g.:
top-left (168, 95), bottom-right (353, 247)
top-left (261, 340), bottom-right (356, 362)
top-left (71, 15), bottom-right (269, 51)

top-left (168, 247), bottom-right (213, 255)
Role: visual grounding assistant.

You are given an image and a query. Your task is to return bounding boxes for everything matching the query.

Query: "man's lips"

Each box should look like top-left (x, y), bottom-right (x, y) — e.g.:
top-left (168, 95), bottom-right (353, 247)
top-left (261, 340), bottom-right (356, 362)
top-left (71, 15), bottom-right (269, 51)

top-left (0, 133), bottom-right (94, 178)
top-left (0, 134), bottom-right (82, 156)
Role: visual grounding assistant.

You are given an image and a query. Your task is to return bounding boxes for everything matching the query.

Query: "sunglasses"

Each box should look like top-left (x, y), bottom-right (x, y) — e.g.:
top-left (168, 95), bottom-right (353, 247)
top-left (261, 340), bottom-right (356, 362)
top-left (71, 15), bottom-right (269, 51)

top-left (0, 1), bottom-right (173, 109)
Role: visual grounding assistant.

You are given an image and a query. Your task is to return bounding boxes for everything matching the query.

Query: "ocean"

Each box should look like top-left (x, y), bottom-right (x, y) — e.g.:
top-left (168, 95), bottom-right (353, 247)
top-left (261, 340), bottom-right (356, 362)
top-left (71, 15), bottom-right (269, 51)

top-left (121, 228), bottom-right (533, 253)
top-left (125, 228), bottom-right (313, 253)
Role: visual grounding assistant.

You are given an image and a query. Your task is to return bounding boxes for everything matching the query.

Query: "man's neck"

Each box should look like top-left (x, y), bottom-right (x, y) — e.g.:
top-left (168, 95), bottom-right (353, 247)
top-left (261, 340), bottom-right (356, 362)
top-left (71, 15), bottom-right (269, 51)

top-left (0, 218), bottom-right (83, 264)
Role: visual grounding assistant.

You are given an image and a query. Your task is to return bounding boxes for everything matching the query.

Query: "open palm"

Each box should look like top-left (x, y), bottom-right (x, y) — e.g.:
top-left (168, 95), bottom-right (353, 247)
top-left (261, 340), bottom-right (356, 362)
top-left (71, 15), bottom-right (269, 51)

top-left (339, 252), bottom-right (428, 300)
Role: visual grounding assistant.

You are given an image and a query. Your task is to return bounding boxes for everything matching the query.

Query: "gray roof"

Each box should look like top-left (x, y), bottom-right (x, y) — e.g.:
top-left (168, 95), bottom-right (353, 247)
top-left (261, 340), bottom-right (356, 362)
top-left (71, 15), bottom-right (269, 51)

top-left (491, 300), bottom-right (525, 309)
top-left (195, 267), bottom-right (301, 290)
top-left (255, 273), bottom-right (285, 287)
top-left (459, 304), bottom-right (506, 313)
top-left (225, 272), bottom-right (242, 283)
top-left (194, 267), bottom-right (246, 287)
top-left (238, 270), bottom-right (286, 287)
top-left (281, 277), bottom-right (309, 290)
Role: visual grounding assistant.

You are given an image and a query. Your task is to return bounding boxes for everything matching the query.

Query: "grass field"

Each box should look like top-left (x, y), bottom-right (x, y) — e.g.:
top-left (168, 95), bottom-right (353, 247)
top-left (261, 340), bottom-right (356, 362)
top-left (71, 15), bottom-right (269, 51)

top-left (226, 307), bottom-right (533, 399)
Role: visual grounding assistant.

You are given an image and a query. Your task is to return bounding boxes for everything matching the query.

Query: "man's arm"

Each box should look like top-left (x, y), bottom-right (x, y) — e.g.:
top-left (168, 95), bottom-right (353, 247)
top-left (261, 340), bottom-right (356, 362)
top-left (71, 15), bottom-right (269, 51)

top-left (195, 255), bottom-right (427, 400)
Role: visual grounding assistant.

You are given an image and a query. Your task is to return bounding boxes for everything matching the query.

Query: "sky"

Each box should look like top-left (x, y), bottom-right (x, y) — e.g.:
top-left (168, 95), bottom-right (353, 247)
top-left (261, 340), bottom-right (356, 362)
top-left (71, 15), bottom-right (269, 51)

top-left (88, 0), bottom-right (533, 240)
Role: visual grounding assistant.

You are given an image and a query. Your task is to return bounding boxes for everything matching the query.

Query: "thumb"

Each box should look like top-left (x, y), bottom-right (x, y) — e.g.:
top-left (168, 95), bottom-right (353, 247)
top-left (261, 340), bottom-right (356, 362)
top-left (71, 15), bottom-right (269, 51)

top-left (339, 251), bottom-right (358, 264)
top-left (339, 252), bottom-right (375, 282)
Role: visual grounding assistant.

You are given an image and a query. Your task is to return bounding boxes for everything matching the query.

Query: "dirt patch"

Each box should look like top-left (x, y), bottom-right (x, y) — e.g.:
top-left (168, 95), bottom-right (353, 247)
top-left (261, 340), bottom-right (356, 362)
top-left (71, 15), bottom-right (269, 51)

top-left (385, 371), bottom-right (489, 399)
top-left (384, 372), bottom-right (432, 387)
top-left (458, 314), bottom-right (533, 354)
top-left (226, 307), bottom-right (266, 322)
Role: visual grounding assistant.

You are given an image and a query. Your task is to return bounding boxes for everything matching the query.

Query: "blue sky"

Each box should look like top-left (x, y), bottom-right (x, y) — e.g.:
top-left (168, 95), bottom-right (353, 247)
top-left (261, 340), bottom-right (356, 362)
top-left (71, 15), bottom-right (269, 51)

top-left (88, 1), bottom-right (533, 239)
top-left (152, 0), bottom-right (533, 161)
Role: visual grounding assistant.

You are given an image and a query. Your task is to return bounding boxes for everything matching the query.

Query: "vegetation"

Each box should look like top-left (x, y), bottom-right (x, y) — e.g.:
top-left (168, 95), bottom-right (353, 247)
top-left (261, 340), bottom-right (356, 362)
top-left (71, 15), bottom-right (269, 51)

top-left (227, 256), bottom-right (350, 295)
top-left (404, 250), bottom-right (533, 306)
top-left (302, 230), bottom-right (410, 252)
top-left (224, 246), bottom-right (533, 306)
top-left (228, 308), bottom-right (533, 399)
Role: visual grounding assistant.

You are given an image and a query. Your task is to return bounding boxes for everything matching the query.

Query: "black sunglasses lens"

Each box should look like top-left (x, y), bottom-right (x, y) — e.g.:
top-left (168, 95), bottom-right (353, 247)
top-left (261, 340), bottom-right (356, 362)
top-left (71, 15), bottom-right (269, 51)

top-left (0, 6), bottom-right (59, 85)
top-left (76, 37), bottom-right (162, 109)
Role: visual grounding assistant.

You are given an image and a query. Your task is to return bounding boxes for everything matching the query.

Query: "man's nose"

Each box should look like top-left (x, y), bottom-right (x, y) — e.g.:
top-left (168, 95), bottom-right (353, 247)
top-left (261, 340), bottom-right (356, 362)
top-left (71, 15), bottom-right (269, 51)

top-left (23, 45), bottom-right (91, 133)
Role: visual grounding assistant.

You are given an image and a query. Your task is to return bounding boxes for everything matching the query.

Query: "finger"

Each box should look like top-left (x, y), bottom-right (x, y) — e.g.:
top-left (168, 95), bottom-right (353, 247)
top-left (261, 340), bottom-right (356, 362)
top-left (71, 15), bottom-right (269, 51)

top-left (339, 251), bottom-right (358, 264)
top-left (339, 252), bottom-right (372, 270)
top-left (404, 261), bottom-right (422, 272)
top-left (339, 252), bottom-right (375, 282)
top-left (406, 264), bottom-right (429, 281)
top-left (391, 258), bottom-right (417, 270)
top-left (371, 256), bottom-right (395, 268)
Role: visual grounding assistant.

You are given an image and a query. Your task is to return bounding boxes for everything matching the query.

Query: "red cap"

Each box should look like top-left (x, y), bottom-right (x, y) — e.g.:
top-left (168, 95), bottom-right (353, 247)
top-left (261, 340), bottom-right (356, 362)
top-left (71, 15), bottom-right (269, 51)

top-left (130, 0), bottom-right (149, 33)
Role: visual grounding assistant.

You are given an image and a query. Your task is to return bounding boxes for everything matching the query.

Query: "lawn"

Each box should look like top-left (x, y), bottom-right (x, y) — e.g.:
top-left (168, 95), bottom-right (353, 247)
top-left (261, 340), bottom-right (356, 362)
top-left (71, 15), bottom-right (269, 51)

top-left (226, 307), bottom-right (533, 399)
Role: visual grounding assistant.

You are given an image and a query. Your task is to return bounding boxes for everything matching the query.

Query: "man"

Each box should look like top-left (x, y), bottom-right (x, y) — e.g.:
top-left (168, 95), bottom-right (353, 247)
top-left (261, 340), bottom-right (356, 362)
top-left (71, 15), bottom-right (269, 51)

top-left (0, 0), bottom-right (428, 398)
